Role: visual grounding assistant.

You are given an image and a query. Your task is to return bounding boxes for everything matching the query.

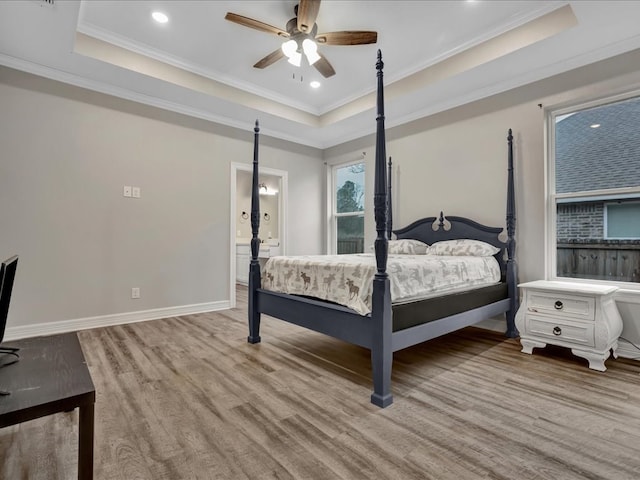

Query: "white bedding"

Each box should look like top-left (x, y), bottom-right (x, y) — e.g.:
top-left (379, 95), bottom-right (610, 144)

top-left (261, 253), bottom-right (501, 315)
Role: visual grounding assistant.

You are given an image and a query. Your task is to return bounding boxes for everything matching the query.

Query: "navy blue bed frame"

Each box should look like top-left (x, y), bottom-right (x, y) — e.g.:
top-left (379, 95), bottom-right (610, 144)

top-left (247, 51), bottom-right (518, 408)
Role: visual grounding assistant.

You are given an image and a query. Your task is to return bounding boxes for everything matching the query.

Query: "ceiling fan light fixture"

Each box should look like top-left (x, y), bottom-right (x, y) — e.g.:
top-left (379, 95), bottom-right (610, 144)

top-left (302, 38), bottom-right (320, 65)
top-left (287, 50), bottom-right (302, 67)
top-left (281, 39), bottom-right (298, 58)
top-left (225, 3), bottom-right (378, 77)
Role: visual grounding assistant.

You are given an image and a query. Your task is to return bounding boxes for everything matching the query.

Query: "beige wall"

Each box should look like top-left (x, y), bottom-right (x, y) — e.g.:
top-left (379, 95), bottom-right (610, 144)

top-left (324, 48), bottom-right (640, 349)
top-left (0, 66), bottom-right (323, 331)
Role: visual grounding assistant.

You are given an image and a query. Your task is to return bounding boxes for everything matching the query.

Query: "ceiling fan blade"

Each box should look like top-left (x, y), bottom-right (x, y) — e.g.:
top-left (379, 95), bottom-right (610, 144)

top-left (253, 48), bottom-right (285, 69)
top-left (225, 12), bottom-right (289, 38)
top-left (313, 53), bottom-right (335, 78)
top-left (316, 31), bottom-right (378, 45)
top-left (297, 0), bottom-right (321, 34)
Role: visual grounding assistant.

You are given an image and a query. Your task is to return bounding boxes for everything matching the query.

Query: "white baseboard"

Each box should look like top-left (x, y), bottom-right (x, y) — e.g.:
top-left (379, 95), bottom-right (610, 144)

top-left (4, 300), bottom-right (230, 341)
top-left (616, 339), bottom-right (640, 361)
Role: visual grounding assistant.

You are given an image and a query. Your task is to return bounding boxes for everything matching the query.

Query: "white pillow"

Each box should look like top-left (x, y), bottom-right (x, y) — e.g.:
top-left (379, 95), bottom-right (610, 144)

top-left (387, 239), bottom-right (429, 255)
top-left (427, 239), bottom-right (500, 257)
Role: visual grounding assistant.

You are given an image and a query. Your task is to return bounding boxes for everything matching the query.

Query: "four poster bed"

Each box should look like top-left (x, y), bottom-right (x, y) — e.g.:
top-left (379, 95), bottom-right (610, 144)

top-left (246, 51), bottom-right (518, 408)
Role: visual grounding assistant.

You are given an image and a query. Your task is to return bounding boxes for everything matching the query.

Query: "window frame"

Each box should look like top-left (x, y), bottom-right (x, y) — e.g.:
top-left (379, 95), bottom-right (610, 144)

top-left (546, 89), bottom-right (640, 288)
top-left (329, 159), bottom-right (366, 255)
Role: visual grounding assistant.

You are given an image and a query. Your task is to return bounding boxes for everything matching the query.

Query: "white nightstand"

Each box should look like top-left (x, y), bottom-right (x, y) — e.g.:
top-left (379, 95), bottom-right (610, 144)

top-left (515, 280), bottom-right (623, 371)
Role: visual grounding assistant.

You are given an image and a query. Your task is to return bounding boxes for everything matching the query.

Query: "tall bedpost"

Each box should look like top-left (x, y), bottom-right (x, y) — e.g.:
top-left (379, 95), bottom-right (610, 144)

top-left (370, 50), bottom-right (393, 408)
top-left (248, 120), bottom-right (262, 344)
top-left (505, 128), bottom-right (519, 338)
top-left (387, 157), bottom-right (393, 239)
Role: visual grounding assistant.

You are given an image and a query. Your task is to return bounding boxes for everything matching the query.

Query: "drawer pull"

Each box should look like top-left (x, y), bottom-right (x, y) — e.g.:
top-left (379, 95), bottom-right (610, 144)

top-left (553, 326), bottom-right (562, 336)
top-left (554, 301), bottom-right (564, 310)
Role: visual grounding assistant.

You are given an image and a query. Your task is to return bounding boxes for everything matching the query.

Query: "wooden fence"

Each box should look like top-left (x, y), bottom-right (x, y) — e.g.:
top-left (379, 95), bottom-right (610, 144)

top-left (557, 243), bottom-right (640, 283)
top-left (337, 238), bottom-right (364, 255)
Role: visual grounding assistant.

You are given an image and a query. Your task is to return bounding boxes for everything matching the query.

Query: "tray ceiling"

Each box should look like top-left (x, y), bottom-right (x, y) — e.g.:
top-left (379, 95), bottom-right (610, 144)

top-left (2, 1), bottom-right (640, 148)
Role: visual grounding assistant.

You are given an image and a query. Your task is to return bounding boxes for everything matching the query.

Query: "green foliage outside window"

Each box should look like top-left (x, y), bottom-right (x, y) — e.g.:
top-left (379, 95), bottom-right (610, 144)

top-left (335, 163), bottom-right (365, 254)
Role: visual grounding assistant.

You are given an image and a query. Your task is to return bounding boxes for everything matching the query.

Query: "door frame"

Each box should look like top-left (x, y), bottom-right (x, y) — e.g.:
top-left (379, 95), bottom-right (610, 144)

top-left (230, 162), bottom-right (288, 308)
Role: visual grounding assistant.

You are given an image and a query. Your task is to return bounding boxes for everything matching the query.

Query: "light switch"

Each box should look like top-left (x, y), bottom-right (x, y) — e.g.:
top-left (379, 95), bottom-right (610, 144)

top-left (123, 186), bottom-right (132, 197)
top-left (132, 186), bottom-right (141, 198)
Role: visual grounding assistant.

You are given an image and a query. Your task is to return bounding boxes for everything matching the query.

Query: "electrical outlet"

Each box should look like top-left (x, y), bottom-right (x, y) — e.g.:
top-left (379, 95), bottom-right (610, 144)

top-left (132, 186), bottom-right (141, 198)
top-left (123, 186), bottom-right (132, 197)
top-left (131, 287), bottom-right (140, 299)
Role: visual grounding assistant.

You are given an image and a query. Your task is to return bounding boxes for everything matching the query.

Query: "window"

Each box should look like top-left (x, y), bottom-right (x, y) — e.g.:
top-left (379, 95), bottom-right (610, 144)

top-left (550, 95), bottom-right (640, 284)
top-left (332, 161), bottom-right (365, 254)
top-left (605, 202), bottom-right (640, 239)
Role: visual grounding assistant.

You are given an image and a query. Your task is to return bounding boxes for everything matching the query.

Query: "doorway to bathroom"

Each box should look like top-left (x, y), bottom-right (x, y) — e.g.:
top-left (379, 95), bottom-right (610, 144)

top-left (230, 163), bottom-right (288, 308)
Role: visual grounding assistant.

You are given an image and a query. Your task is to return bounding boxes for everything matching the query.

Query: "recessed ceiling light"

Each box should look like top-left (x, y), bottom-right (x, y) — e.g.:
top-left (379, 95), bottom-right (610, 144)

top-left (152, 11), bottom-right (169, 24)
top-left (590, 124), bottom-right (601, 128)
top-left (310, 81), bottom-right (321, 89)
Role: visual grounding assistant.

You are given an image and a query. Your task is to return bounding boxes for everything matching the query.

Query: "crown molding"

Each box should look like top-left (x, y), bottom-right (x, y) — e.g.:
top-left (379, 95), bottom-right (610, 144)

top-left (0, 53), bottom-right (326, 149)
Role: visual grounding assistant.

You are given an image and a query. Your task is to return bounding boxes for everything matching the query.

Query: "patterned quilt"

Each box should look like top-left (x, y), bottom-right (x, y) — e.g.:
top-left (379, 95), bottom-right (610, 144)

top-left (261, 254), bottom-right (501, 315)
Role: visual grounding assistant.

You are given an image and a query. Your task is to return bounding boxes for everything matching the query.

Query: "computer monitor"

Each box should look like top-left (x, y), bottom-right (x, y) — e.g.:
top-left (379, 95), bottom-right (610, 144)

top-left (0, 255), bottom-right (19, 352)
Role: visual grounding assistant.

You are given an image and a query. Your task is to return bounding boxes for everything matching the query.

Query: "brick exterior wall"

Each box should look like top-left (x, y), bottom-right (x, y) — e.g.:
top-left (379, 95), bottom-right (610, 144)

top-left (556, 202), bottom-right (603, 242)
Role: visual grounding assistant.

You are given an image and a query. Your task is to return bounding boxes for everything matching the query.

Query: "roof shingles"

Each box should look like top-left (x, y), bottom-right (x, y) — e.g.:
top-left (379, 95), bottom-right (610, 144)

top-left (555, 97), bottom-right (640, 194)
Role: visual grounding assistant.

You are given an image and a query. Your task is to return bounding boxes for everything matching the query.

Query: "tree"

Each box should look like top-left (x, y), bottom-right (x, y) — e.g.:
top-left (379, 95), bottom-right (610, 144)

top-left (337, 180), bottom-right (363, 214)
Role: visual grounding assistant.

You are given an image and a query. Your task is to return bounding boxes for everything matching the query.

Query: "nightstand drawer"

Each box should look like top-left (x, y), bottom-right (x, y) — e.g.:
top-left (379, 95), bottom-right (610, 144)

top-left (526, 315), bottom-right (594, 347)
top-left (527, 292), bottom-right (594, 320)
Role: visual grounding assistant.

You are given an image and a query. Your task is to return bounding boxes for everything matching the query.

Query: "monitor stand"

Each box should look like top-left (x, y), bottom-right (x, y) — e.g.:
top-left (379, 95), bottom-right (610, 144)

top-left (0, 347), bottom-right (19, 395)
top-left (0, 346), bottom-right (19, 354)
top-left (0, 345), bottom-right (20, 393)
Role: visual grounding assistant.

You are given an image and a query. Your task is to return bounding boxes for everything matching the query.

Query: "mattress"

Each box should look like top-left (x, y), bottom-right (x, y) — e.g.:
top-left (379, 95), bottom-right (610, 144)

top-left (261, 253), bottom-right (501, 315)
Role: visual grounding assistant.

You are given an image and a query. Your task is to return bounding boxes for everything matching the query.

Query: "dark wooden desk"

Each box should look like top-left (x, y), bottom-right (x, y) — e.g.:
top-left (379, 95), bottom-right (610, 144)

top-left (0, 333), bottom-right (96, 480)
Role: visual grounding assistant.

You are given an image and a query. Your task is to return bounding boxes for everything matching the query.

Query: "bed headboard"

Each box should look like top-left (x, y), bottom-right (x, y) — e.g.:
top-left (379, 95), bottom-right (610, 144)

top-left (393, 211), bottom-right (508, 277)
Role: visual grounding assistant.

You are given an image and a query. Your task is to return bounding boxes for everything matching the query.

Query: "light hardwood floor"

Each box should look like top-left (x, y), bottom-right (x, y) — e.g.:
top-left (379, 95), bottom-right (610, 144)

top-left (3, 286), bottom-right (640, 479)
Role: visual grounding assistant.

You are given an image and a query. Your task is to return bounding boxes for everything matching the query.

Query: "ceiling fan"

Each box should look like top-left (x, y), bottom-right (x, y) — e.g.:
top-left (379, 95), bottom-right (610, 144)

top-left (225, 0), bottom-right (377, 78)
